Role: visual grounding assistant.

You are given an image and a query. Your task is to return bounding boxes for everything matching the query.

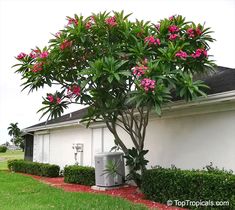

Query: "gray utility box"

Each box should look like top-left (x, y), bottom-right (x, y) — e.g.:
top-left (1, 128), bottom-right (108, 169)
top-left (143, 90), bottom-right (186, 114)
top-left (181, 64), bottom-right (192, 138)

top-left (95, 152), bottom-right (125, 187)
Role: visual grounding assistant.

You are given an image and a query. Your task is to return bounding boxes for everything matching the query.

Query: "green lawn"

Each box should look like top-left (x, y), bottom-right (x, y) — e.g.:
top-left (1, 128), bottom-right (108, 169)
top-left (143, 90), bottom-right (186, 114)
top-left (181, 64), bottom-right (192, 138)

top-left (0, 150), bottom-right (24, 170)
top-left (0, 171), bottom-right (147, 210)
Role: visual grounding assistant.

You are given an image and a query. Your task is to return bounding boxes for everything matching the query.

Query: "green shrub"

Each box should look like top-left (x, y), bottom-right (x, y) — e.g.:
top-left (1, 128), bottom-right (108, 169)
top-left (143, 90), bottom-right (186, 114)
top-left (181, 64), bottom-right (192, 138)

top-left (64, 165), bottom-right (95, 186)
top-left (7, 159), bottom-right (60, 177)
top-left (142, 167), bottom-right (235, 209)
top-left (41, 163), bottom-right (60, 177)
top-left (0, 146), bottom-right (7, 153)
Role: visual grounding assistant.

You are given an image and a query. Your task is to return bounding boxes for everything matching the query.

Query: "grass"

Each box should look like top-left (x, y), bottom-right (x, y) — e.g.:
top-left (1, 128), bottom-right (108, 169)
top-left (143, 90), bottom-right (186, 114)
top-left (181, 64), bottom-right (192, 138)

top-left (0, 171), bottom-right (147, 210)
top-left (0, 150), bottom-right (24, 170)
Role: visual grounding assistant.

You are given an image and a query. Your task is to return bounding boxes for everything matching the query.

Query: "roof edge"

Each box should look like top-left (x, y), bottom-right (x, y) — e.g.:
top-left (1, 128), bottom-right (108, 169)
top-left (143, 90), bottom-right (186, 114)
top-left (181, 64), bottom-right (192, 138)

top-left (164, 90), bottom-right (235, 109)
top-left (23, 90), bottom-right (235, 132)
top-left (23, 119), bottom-right (84, 133)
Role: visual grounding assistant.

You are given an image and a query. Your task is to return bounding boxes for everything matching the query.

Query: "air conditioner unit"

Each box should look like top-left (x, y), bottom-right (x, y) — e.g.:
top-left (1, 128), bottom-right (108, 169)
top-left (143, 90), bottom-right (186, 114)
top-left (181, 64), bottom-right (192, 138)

top-left (95, 152), bottom-right (125, 187)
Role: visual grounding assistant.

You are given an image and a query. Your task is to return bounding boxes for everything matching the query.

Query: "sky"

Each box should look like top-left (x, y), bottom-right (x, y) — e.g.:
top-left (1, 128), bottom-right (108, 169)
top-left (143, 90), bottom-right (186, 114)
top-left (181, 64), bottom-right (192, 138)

top-left (0, 0), bottom-right (235, 144)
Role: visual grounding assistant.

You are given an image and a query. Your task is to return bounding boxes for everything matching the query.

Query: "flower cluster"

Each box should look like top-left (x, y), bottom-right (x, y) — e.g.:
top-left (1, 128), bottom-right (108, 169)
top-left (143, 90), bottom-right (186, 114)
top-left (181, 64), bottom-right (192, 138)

top-left (47, 94), bottom-right (61, 104)
top-left (29, 51), bottom-right (37, 59)
top-left (17, 50), bottom-right (49, 60)
top-left (105, 16), bottom-right (117, 27)
top-left (140, 78), bottom-right (156, 92)
top-left (191, 48), bottom-right (207, 58)
top-left (132, 65), bottom-right (147, 77)
top-left (85, 16), bottom-right (95, 29)
top-left (169, 34), bottom-right (179, 41)
top-left (47, 94), bottom-right (54, 102)
top-left (39, 51), bottom-right (49, 59)
top-left (60, 40), bottom-right (73, 50)
top-left (175, 50), bottom-right (188, 59)
top-left (168, 25), bottom-right (180, 41)
top-left (186, 27), bottom-right (202, 38)
top-left (17, 52), bottom-right (26, 60)
top-left (144, 36), bottom-right (161, 46)
top-left (85, 22), bottom-right (92, 29)
top-left (175, 48), bottom-right (208, 59)
top-left (31, 62), bottom-right (43, 73)
top-left (168, 25), bottom-right (179, 33)
top-left (67, 85), bottom-right (81, 97)
top-left (67, 17), bottom-right (78, 26)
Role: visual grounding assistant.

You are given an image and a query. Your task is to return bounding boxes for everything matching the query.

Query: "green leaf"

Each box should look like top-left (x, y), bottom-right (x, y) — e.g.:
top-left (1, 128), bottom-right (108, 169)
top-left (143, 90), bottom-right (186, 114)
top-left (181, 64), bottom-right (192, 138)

top-left (119, 71), bottom-right (131, 77)
top-left (114, 73), bottom-right (120, 81)
top-left (107, 75), bottom-right (113, 83)
top-left (154, 104), bottom-right (161, 116)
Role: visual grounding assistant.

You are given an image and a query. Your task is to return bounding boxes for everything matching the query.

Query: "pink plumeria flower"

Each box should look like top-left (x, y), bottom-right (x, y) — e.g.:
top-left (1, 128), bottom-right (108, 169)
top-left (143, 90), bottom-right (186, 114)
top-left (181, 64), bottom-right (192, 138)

top-left (85, 16), bottom-right (95, 29)
top-left (132, 65), bottom-right (148, 77)
top-left (85, 22), bottom-right (92, 29)
top-left (40, 51), bottom-right (49, 59)
top-left (60, 40), bottom-right (73, 50)
top-left (169, 34), bottom-right (179, 40)
top-left (187, 27), bottom-right (202, 38)
top-left (203, 49), bottom-right (208, 57)
top-left (47, 94), bottom-right (54, 103)
top-left (140, 78), bottom-right (156, 92)
top-left (187, 28), bottom-right (195, 38)
top-left (191, 49), bottom-right (207, 58)
top-left (71, 85), bottom-right (81, 96)
top-left (168, 25), bottom-right (179, 33)
top-left (17, 52), bottom-right (27, 60)
top-left (105, 16), bottom-right (117, 27)
top-left (67, 18), bottom-right (78, 26)
top-left (56, 97), bottom-right (62, 104)
top-left (175, 50), bottom-right (188, 59)
top-left (29, 51), bottom-right (37, 59)
top-left (144, 36), bottom-right (161, 46)
top-left (155, 38), bottom-right (161, 45)
top-left (196, 28), bottom-right (202, 36)
top-left (67, 85), bottom-right (81, 97)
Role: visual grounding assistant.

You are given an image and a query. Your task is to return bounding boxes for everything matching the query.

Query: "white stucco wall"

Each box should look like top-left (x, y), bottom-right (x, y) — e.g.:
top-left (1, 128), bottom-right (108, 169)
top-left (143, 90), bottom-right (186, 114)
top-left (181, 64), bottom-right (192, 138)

top-left (144, 110), bottom-right (235, 171)
top-left (34, 126), bottom-right (92, 168)
top-left (103, 127), bottom-right (135, 152)
top-left (32, 107), bottom-right (235, 172)
top-left (33, 125), bottom-right (130, 169)
top-left (49, 126), bottom-right (92, 168)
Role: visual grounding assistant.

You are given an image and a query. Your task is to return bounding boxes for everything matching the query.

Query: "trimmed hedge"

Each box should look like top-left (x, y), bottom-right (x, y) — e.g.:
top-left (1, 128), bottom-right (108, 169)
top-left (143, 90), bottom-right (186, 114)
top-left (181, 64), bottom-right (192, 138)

top-left (0, 146), bottom-right (7, 153)
top-left (64, 165), bottom-right (95, 186)
top-left (8, 159), bottom-right (60, 177)
top-left (142, 167), bottom-right (235, 209)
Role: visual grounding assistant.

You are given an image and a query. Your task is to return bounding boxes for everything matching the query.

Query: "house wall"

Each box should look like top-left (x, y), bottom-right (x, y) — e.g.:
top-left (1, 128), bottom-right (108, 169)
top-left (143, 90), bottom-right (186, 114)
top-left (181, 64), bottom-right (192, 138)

top-left (33, 125), bottom-right (132, 169)
top-left (33, 109), bottom-right (235, 172)
top-left (144, 110), bottom-right (235, 171)
top-left (33, 126), bottom-right (92, 168)
top-left (49, 126), bottom-right (92, 168)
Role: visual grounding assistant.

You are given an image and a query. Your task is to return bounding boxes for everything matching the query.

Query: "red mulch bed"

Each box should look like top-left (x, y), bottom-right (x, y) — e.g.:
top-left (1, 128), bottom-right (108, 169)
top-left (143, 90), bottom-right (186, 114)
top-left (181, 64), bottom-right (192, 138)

top-left (20, 173), bottom-right (187, 210)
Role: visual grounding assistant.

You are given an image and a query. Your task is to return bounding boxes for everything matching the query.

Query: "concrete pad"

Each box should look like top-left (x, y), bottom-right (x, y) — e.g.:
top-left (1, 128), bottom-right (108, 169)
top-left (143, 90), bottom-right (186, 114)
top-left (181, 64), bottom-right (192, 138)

top-left (91, 184), bottom-right (129, 191)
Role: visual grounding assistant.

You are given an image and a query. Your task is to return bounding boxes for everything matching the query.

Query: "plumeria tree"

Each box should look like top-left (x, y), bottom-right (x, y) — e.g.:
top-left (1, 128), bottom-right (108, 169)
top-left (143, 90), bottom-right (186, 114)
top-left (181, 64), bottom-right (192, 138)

top-left (14, 11), bottom-right (214, 186)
